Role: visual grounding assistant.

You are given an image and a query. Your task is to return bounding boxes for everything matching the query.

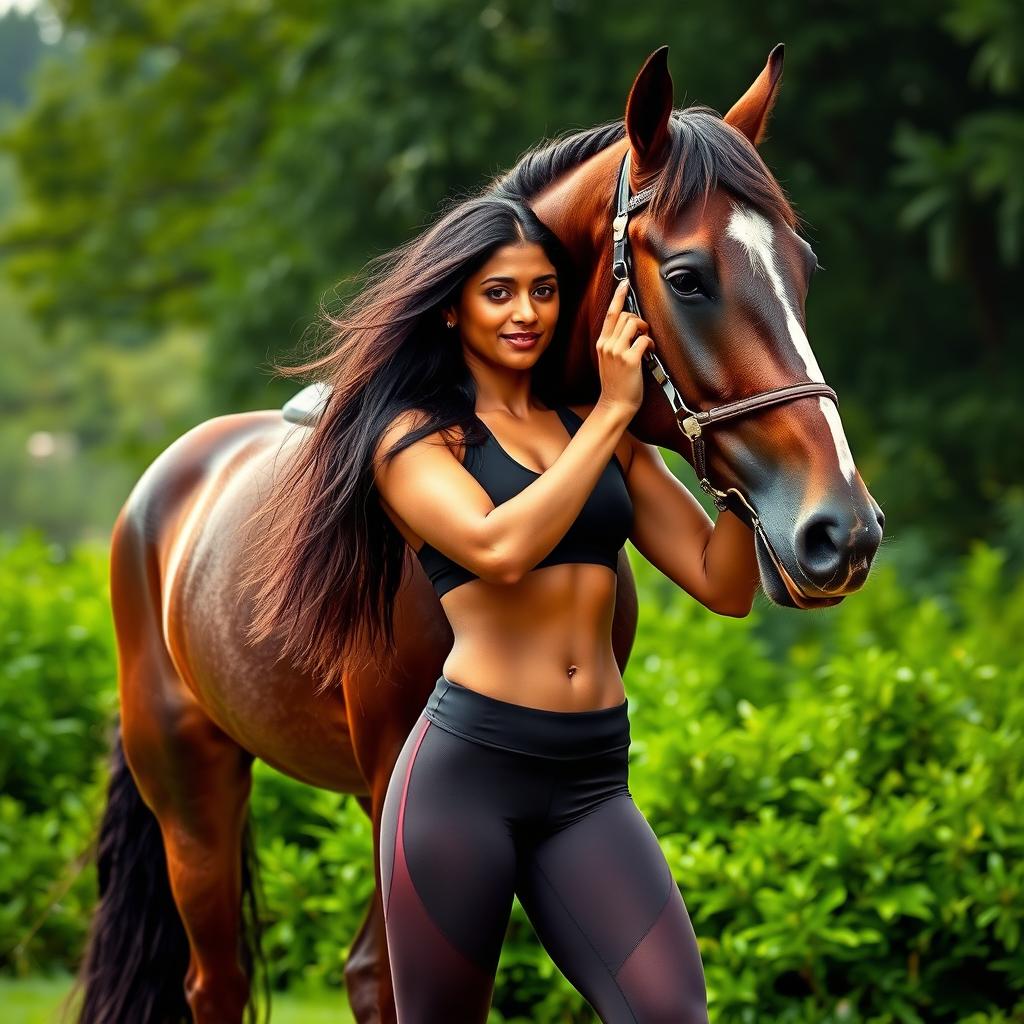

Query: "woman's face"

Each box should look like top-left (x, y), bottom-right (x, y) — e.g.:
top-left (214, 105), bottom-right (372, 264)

top-left (447, 241), bottom-right (560, 368)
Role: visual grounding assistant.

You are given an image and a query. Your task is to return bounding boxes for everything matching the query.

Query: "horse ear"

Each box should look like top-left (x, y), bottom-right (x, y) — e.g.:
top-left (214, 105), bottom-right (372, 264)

top-left (624, 45), bottom-right (674, 172)
top-left (723, 43), bottom-right (785, 147)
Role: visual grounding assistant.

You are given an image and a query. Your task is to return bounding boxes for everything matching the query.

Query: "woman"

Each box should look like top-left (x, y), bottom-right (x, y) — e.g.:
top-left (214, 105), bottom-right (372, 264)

top-left (366, 194), bottom-right (759, 1021)
top-left (246, 188), bottom-right (758, 1021)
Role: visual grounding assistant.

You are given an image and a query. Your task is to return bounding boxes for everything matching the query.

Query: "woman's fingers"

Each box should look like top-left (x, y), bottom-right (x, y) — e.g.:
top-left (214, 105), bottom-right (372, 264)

top-left (621, 335), bottom-right (649, 368)
top-left (612, 312), bottom-right (648, 349)
top-left (595, 286), bottom-right (655, 412)
top-left (604, 280), bottom-right (629, 324)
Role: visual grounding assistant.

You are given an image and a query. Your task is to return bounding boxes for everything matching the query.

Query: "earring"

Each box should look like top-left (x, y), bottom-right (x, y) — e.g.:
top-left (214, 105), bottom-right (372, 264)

top-left (446, 320), bottom-right (456, 329)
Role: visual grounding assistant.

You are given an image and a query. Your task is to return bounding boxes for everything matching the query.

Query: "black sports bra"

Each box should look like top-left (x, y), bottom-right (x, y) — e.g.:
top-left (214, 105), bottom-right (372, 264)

top-left (414, 404), bottom-right (633, 598)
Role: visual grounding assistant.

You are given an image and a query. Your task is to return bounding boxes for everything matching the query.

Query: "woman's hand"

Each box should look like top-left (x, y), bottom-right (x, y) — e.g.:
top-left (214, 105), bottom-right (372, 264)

top-left (595, 280), bottom-right (655, 416)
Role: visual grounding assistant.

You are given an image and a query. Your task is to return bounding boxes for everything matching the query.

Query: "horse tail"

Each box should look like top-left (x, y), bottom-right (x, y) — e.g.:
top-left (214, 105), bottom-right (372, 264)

top-left (70, 720), bottom-right (269, 1024)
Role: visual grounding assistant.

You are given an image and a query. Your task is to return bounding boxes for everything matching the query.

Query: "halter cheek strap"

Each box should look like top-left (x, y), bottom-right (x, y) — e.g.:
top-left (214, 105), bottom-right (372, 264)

top-left (611, 150), bottom-right (839, 526)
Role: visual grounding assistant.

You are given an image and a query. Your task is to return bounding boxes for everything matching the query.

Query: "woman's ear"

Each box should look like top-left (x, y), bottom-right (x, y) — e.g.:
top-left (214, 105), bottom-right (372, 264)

top-left (441, 306), bottom-right (457, 329)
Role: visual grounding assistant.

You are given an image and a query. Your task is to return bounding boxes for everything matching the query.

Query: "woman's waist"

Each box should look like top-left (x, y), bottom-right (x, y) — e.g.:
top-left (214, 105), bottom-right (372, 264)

top-left (441, 649), bottom-right (625, 713)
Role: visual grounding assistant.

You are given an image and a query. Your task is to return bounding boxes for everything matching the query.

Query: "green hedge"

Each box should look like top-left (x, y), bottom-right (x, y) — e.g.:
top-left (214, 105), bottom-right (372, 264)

top-left (1, 530), bottom-right (1021, 1022)
top-left (622, 541), bottom-right (1024, 1023)
top-left (0, 532), bottom-right (114, 976)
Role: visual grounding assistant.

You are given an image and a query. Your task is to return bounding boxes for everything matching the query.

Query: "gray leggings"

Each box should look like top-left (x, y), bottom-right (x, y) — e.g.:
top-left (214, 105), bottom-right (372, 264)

top-left (379, 675), bottom-right (709, 1023)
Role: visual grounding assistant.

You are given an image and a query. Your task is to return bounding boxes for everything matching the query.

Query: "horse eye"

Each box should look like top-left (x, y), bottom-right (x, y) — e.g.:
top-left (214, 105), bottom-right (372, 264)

top-left (668, 270), bottom-right (702, 298)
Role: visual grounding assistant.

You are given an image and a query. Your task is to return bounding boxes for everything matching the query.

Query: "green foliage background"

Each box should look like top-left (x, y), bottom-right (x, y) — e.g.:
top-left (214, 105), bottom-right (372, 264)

top-left (2, 531), bottom-right (1022, 1022)
top-left (0, 1), bottom-right (1022, 1021)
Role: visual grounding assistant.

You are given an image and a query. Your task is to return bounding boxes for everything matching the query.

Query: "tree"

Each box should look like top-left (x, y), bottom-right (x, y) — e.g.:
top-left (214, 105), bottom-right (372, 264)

top-left (1, 0), bottom-right (1020, 568)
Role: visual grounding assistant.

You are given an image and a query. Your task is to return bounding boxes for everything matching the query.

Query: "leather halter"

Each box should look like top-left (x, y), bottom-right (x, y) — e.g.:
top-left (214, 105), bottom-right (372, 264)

top-left (611, 150), bottom-right (839, 527)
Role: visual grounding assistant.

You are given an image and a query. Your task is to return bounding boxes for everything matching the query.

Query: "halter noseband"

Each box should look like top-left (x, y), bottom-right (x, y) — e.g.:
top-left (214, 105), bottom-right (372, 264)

top-left (611, 150), bottom-right (839, 526)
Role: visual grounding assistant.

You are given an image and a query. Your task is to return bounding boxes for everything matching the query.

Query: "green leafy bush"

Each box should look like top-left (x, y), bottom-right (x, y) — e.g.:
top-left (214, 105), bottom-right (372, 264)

top-left (2, 529), bottom-right (1022, 1022)
top-left (0, 531), bottom-right (113, 975)
top-left (495, 543), bottom-right (1024, 1023)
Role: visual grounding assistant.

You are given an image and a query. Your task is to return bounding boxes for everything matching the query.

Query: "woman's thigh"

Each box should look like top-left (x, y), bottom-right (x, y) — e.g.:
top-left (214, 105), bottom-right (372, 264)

top-left (515, 792), bottom-right (709, 1024)
top-left (379, 716), bottom-right (539, 1023)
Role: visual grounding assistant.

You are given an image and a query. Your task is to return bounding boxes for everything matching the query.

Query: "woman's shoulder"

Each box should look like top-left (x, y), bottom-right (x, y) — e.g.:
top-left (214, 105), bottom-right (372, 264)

top-left (374, 408), bottom-right (427, 468)
top-left (374, 407), bottom-right (470, 474)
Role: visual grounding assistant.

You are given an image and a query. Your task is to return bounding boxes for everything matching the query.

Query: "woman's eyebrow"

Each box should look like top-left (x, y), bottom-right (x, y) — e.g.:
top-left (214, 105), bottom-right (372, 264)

top-left (479, 274), bottom-right (558, 285)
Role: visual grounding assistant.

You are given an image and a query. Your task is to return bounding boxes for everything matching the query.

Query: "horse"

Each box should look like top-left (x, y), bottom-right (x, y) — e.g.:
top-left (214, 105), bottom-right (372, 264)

top-left (74, 44), bottom-right (884, 1024)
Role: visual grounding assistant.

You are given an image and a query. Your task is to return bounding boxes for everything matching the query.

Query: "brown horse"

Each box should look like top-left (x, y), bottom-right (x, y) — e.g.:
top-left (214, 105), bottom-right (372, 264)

top-left (75, 44), bottom-right (883, 1024)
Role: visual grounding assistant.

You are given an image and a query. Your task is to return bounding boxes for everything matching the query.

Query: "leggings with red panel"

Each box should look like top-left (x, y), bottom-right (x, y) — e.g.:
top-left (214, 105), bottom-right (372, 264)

top-left (379, 675), bottom-right (709, 1023)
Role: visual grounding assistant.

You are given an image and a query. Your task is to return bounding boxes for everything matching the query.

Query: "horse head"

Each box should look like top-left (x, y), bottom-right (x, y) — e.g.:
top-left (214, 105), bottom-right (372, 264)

top-left (285, 45), bottom-right (884, 610)
top-left (529, 45), bottom-right (884, 609)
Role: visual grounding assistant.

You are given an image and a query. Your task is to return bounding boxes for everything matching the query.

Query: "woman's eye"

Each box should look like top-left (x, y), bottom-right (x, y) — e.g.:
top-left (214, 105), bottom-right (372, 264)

top-left (485, 285), bottom-right (556, 301)
top-left (667, 271), bottom-right (702, 298)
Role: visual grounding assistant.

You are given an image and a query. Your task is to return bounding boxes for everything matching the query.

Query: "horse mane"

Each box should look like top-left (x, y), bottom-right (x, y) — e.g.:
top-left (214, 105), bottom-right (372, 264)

top-left (490, 105), bottom-right (798, 231)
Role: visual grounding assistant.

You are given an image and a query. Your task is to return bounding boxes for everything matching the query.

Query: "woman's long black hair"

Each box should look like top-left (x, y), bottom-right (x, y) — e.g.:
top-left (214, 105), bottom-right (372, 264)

top-left (238, 192), bottom-right (578, 693)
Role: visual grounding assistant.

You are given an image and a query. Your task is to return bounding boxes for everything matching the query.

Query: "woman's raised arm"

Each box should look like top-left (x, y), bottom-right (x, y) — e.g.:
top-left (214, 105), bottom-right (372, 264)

top-left (374, 280), bottom-right (655, 583)
top-left (374, 398), bottom-right (634, 584)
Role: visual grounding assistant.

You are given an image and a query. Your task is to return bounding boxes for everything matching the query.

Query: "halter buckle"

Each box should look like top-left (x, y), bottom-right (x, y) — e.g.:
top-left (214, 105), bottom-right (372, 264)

top-left (681, 415), bottom-right (702, 439)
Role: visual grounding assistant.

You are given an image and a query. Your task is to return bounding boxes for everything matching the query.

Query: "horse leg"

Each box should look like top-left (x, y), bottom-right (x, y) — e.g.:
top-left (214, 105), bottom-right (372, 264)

top-left (74, 718), bottom-right (193, 1024)
top-left (77, 647), bottom-right (262, 1024)
top-left (344, 793), bottom-right (395, 1024)
top-left (121, 670), bottom-right (260, 1024)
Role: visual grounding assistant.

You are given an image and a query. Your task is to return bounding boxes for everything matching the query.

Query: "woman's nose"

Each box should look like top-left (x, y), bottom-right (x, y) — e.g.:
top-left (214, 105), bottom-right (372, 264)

top-left (512, 296), bottom-right (538, 323)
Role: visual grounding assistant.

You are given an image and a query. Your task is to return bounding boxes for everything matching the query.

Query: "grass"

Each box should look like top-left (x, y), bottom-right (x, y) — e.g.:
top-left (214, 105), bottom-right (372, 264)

top-left (0, 975), bottom-right (355, 1023)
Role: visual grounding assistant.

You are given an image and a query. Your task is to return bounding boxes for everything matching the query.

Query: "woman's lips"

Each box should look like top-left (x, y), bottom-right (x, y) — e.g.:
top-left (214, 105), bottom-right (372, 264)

top-left (501, 332), bottom-right (541, 349)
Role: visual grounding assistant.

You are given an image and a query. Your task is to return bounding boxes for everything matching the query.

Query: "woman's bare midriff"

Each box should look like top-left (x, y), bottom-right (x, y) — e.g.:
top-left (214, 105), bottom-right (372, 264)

top-left (438, 560), bottom-right (626, 712)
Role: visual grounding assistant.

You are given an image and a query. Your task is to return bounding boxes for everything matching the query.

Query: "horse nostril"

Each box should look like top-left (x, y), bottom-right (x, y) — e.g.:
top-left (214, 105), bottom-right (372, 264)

top-left (795, 513), bottom-right (844, 585)
top-left (795, 504), bottom-right (883, 591)
top-left (876, 507), bottom-right (885, 532)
